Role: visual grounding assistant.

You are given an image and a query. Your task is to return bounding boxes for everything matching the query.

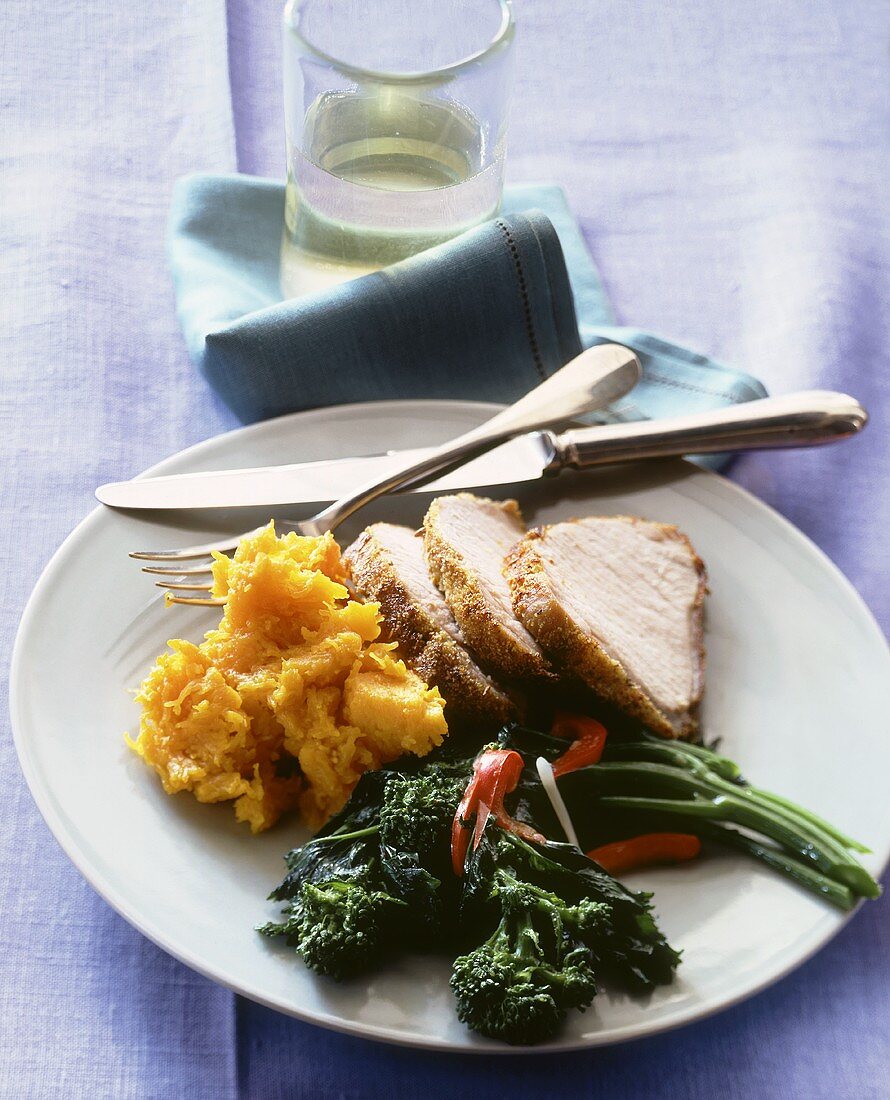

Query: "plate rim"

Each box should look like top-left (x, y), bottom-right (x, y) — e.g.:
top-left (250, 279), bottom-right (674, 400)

top-left (10, 398), bottom-right (889, 1055)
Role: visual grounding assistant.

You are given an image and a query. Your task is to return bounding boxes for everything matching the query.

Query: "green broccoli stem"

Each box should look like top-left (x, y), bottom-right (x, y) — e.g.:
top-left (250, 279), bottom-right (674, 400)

top-left (593, 804), bottom-right (857, 910)
top-left (614, 738), bottom-right (869, 853)
top-left (495, 867), bottom-right (556, 908)
top-left (582, 755), bottom-right (876, 895)
top-left (641, 735), bottom-right (741, 780)
top-left (606, 742), bottom-right (830, 841)
top-left (491, 905), bottom-right (541, 968)
top-left (306, 825), bottom-right (380, 847)
top-left (753, 790), bottom-right (869, 853)
top-left (502, 833), bottom-right (563, 875)
top-left (595, 790), bottom-right (879, 899)
top-left (493, 867), bottom-right (587, 939)
top-left (697, 822), bottom-right (857, 910)
top-left (594, 758), bottom-right (847, 863)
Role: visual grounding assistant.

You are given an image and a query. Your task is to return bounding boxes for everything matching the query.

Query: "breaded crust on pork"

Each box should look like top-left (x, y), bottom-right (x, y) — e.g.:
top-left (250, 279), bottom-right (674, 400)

top-left (422, 494), bottom-right (553, 682)
top-left (344, 522), bottom-right (518, 729)
top-left (505, 516), bottom-right (707, 738)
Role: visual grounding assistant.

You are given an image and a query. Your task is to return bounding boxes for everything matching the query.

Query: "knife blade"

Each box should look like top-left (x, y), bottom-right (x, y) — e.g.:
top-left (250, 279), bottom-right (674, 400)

top-left (96, 389), bottom-right (868, 511)
top-left (95, 432), bottom-right (559, 510)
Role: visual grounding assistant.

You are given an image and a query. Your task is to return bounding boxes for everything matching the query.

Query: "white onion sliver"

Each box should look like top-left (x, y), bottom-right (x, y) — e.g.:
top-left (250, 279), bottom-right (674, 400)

top-left (535, 756), bottom-right (580, 849)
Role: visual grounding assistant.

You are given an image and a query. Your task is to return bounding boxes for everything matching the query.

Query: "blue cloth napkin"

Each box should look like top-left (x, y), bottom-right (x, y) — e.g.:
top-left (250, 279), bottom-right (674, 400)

top-left (168, 173), bottom-right (767, 429)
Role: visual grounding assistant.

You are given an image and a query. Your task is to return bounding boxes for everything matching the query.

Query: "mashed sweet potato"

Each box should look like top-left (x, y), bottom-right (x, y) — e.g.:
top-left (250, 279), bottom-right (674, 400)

top-left (128, 523), bottom-right (447, 832)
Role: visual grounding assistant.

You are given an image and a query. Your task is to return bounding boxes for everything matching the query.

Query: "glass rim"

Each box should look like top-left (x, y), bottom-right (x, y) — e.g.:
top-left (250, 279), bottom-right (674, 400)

top-left (283, 0), bottom-right (514, 85)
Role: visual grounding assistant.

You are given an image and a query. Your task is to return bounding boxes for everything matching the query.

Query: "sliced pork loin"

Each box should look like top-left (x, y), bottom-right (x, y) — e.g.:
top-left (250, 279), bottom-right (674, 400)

top-left (344, 522), bottom-right (518, 729)
top-left (505, 516), bottom-right (707, 738)
top-left (422, 494), bottom-right (553, 682)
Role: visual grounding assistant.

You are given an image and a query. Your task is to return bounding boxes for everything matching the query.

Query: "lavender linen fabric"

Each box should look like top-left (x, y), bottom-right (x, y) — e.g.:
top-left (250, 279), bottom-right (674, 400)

top-left (2, 0), bottom-right (888, 1097)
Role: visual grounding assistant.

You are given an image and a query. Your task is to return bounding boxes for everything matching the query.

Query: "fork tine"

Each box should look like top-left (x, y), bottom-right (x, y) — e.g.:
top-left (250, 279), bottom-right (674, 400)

top-left (130, 524), bottom-right (269, 562)
top-left (155, 581), bottom-right (214, 592)
top-left (131, 546), bottom-right (227, 562)
top-left (165, 594), bottom-right (227, 607)
top-left (141, 564), bottom-right (214, 577)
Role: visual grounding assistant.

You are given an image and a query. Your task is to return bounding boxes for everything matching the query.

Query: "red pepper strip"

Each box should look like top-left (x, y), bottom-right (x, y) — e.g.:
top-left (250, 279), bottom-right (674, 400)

top-left (587, 833), bottom-right (702, 876)
top-left (451, 749), bottom-right (545, 876)
top-left (452, 750), bottom-right (517, 876)
top-left (471, 800), bottom-right (493, 854)
top-left (550, 712), bottom-right (609, 778)
top-left (493, 813), bottom-right (547, 845)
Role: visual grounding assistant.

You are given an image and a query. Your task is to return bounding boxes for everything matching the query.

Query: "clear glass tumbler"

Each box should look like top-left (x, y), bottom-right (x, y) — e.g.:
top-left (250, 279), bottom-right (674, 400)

top-left (280, 0), bottom-right (515, 298)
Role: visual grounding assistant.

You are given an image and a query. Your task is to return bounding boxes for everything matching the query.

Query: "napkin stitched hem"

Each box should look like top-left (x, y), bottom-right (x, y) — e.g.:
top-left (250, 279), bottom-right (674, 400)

top-left (494, 216), bottom-right (549, 382)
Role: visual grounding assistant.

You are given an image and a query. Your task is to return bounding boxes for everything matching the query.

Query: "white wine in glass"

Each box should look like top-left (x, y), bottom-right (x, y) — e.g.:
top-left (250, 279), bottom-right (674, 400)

top-left (281, 0), bottom-right (515, 298)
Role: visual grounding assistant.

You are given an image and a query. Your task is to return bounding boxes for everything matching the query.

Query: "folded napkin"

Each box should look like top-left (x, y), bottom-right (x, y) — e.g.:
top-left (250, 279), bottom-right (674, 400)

top-left (168, 174), bottom-right (766, 438)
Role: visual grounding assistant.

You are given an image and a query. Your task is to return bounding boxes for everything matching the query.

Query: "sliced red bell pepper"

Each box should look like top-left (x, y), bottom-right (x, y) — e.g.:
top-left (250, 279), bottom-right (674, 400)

top-left (451, 748), bottom-right (545, 876)
top-left (550, 712), bottom-right (609, 777)
top-left (587, 833), bottom-right (701, 875)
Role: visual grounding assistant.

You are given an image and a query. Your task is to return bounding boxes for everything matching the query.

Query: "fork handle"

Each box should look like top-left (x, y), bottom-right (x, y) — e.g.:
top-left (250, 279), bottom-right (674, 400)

top-left (298, 345), bottom-right (639, 536)
top-left (550, 390), bottom-right (867, 470)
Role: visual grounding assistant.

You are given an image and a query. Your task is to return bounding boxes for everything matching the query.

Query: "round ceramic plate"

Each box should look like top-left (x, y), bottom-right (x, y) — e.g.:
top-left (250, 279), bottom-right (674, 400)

top-left (11, 400), bottom-right (890, 1052)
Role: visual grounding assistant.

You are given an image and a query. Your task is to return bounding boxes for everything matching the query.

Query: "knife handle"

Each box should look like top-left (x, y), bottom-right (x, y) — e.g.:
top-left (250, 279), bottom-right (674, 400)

top-left (552, 390), bottom-right (867, 470)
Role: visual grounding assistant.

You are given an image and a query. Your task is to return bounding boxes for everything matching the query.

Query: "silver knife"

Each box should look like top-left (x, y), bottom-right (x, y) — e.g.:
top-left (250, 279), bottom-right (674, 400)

top-left (96, 391), bottom-right (867, 510)
top-left (96, 437), bottom-right (558, 509)
top-left (100, 343), bottom-right (642, 510)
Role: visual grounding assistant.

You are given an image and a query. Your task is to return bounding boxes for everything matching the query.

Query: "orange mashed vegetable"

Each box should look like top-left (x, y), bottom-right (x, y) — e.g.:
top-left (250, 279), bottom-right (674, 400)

top-left (128, 523), bottom-right (447, 832)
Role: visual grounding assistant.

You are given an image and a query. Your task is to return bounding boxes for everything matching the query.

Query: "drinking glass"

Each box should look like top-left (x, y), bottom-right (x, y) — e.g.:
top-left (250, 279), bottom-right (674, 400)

top-left (281, 0), bottom-right (515, 297)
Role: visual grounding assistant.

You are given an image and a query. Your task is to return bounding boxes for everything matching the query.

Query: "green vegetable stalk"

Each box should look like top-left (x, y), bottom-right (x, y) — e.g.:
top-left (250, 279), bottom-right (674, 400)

top-left (556, 733), bottom-right (880, 907)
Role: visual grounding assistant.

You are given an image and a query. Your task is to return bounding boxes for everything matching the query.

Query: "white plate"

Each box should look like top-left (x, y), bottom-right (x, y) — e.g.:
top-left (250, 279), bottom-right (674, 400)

top-left (11, 400), bottom-right (890, 1053)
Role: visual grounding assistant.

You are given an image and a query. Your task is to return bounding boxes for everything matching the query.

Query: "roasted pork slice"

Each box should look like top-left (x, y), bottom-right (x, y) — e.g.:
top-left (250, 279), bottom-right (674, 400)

top-left (344, 522), bottom-right (518, 729)
top-left (423, 494), bottom-right (552, 681)
top-left (506, 516), bottom-right (707, 738)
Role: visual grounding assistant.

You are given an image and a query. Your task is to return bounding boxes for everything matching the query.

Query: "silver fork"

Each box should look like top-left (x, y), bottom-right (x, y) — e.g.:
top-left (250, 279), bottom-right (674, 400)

top-left (130, 343), bottom-right (642, 604)
top-left (132, 387), bottom-right (867, 606)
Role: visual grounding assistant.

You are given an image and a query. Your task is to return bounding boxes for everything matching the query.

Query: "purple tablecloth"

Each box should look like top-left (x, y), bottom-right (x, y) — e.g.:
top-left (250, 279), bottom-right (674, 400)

top-left (2, 1), bottom-right (888, 1096)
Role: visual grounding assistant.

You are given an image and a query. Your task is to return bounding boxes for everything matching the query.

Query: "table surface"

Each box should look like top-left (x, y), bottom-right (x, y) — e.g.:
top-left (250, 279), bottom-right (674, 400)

top-left (2, 1), bottom-right (888, 1097)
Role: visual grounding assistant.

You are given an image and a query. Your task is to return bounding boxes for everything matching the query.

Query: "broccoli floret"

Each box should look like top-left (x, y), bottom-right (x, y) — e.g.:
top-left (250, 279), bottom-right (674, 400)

top-left (451, 947), bottom-right (564, 1046)
top-left (262, 770), bottom-right (464, 973)
top-left (451, 866), bottom-right (602, 1044)
top-left (261, 841), bottom-right (408, 981)
top-left (377, 771), bottom-right (464, 947)
top-left (472, 831), bottom-right (681, 993)
top-left (296, 879), bottom-right (407, 980)
top-left (379, 771), bottom-right (463, 867)
top-left (261, 809), bottom-right (410, 980)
